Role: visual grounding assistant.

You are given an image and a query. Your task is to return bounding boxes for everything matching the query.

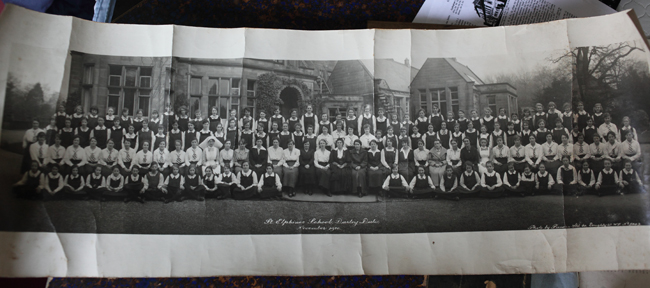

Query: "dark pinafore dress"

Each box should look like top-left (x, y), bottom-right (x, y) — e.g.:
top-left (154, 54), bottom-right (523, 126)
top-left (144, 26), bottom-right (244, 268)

top-left (560, 167), bottom-right (576, 195)
top-left (415, 117), bottom-right (430, 134)
top-left (504, 171), bottom-right (524, 195)
top-left (598, 170), bottom-right (618, 196)
top-left (480, 173), bottom-right (503, 198)
top-left (93, 128), bottom-right (108, 149)
top-left (552, 128), bottom-right (568, 144)
top-left (537, 172), bottom-right (552, 194)
top-left (438, 131), bottom-right (450, 149)
top-left (137, 130), bottom-right (153, 151)
top-left (184, 175), bottom-right (202, 198)
top-left (387, 175), bottom-right (408, 198)
top-left (208, 116), bottom-right (222, 132)
top-left (535, 129), bottom-right (550, 145)
top-left (240, 130), bottom-right (254, 150)
top-left (376, 117), bottom-right (388, 135)
top-left (184, 130), bottom-right (198, 149)
top-left (176, 116), bottom-right (190, 132)
top-left (132, 118), bottom-right (144, 133)
top-left (14, 171), bottom-right (42, 198)
top-left (302, 114), bottom-right (317, 133)
top-left (255, 132), bottom-right (268, 148)
top-left (259, 173), bottom-right (280, 199)
top-left (167, 175), bottom-right (183, 195)
top-left (60, 128), bottom-right (75, 147)
top-left (440, 174), bottom-right (458, 198)
top-left (55, 112), bottom-right (68, 130)
top-left (412, 175), bottom-right (434, 197)
top-left (233, 171), bottom-right (258, 200)
top-left (198, 130), bottom-right (212, 145)
top-left (70, 114), bottom-right (85, 129)
top-left (86, 116), bottom-right (98, 130)
top-left (288, 118), bottom-right (300, 133)
top-left (547, 113), bottom-right (560, 130)
top-left (226, 127), bottom-right (239, 147)
top-left (345, 117), bottom-right (358, 136)
top-left (215, 172), bottom-right (235, 198)
top-left (292, 132), bottom-right (305, 151)
top-left (168, 130), bottom-right (183, 150)
top-left (202, 175), bottom-right (219, 198)
top-left (360, 115), bottom-right (374, 134)
top-left (46, 127), bottom-right (57, 146)
top-left (257, 118), bottom-right (269, 134)
top-left (429, 115), bottom-right (443, 132)
top-left (77, 127), bottom-right (91, 147)
top-left (162, 112), bottom-right (175, 131)
top-left (279, 132), bottom-right (292, 149)
top-left (496, 116), bottom-right (508, 131)
top-left (460, 171), bottom-right (478, 194)
top-left (562, 113), bottom-right (573, 130)
top-left (268, 131), bottom-right (280, 145)
top-left (409, 134), bottom-right (421, 150)
top-left (482, 117), bottom-right (495, 133)
top-left (576, 112), bottom-right (590, 132)
top-left (270, 116), bottom-right (284, 132)
top-left (151, 135), bottom-right (164, 151)
top-left (464, 130), bottom-right (478, 148)
top-left (424, 132), bottom-right (438, 150)
top-left (390, 121), bottom-right (401, 135)
top-left (397, 149), bottom-right (414, 180)
top-left (110, 127), bottom-right (124, 150)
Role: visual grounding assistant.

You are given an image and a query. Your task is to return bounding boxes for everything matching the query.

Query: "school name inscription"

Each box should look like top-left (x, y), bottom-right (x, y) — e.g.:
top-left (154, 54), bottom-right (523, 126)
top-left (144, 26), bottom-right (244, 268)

top-left (264, 218), bottom-right (380, 231)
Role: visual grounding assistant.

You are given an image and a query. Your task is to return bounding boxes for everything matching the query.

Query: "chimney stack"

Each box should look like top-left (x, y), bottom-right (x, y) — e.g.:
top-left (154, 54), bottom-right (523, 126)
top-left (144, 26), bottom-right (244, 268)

top-left (404, 58), bottom-right (410, 67)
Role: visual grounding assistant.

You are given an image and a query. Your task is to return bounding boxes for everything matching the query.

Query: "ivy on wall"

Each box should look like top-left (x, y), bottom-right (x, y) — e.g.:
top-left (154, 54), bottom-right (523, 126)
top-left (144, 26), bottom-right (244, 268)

top-left (256, 72), bottom-right (323, 116)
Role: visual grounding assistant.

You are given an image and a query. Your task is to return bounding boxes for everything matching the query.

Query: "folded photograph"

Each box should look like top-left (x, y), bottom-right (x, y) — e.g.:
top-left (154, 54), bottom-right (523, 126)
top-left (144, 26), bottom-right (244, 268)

top-left (0, 5), bottom-right (649, 277)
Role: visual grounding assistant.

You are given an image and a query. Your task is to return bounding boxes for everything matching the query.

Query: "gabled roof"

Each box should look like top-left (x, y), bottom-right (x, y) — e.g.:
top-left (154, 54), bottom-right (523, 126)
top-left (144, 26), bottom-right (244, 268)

top-left (444, 58), bottom-right (484, 84)
top-left (327, 60), bottom-right (375, 95)
top-left (374, 59), bottom-right (419, 92)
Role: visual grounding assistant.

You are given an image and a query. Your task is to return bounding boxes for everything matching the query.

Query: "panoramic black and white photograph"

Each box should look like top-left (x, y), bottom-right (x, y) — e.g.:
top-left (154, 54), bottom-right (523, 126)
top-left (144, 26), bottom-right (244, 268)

top-left (0, 42), bottom-right (647, 235)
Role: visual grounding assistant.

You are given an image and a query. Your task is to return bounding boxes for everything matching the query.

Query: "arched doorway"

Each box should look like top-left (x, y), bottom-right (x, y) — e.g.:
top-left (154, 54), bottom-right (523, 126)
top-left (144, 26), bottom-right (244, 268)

top-left (279, 86), bottom-right (301, 117)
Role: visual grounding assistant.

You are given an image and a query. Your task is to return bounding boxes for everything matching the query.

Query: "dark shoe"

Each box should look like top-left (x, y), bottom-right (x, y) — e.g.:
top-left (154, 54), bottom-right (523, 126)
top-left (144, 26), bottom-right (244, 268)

top-left (124, 198), bottom-right (130, 203)
top-left (455, 196), bottom-right (460, 201)
top-left (326, 191), bottom-right (332, 197)
top-left (197, 197), bottom-right (205, 201)
top-left (138, 197), bottom-right (145, 204)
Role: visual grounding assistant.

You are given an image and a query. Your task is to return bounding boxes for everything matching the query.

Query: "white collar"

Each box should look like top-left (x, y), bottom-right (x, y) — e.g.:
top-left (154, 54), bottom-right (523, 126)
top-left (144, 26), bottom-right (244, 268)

top-left (170, 174), bottom-right (180, 179)
top-left (241, 170), bottom-right (252, 176)
top-left (538, 171), bottom-right (548, 176)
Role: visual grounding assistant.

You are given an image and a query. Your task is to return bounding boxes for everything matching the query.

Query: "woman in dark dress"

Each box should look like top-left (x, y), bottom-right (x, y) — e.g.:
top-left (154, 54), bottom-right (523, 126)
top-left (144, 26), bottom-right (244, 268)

top-left (349, 139), bottom-right (368, 197)
top-left (249, 138), bottom-right (268, 177)
top-left (366, 140), bottom-right (384, 196)
top-left (329, 138), bottom-right (351, 195)
top-left (299, 141), bottom-right (316, 195)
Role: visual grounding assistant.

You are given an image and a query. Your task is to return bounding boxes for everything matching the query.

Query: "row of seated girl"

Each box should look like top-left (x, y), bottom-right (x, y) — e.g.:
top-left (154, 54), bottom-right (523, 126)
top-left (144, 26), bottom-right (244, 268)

top-left (380, 156), bottom-right (645, 200)
top-left (12, 160), bottom-right (284, 202)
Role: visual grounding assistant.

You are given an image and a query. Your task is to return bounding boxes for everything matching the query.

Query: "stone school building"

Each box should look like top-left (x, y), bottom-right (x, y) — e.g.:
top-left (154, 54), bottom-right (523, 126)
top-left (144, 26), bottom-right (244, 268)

top-left (66, 53), bottom-right (517, 123)
top-left (410, 58), bottom-right (518, 118)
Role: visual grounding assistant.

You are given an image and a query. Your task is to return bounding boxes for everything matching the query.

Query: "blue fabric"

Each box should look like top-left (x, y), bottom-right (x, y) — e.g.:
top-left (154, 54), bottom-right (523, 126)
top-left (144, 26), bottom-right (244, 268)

top-left (4, 0), bottom-right (53, 12)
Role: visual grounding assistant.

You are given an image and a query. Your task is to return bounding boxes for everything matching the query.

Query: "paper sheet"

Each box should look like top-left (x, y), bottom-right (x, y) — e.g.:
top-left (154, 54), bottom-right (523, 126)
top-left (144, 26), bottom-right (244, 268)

top-left (413, 0), bottom-right (616, 26)
top-left (0, 5), bottom-right (649, 276)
